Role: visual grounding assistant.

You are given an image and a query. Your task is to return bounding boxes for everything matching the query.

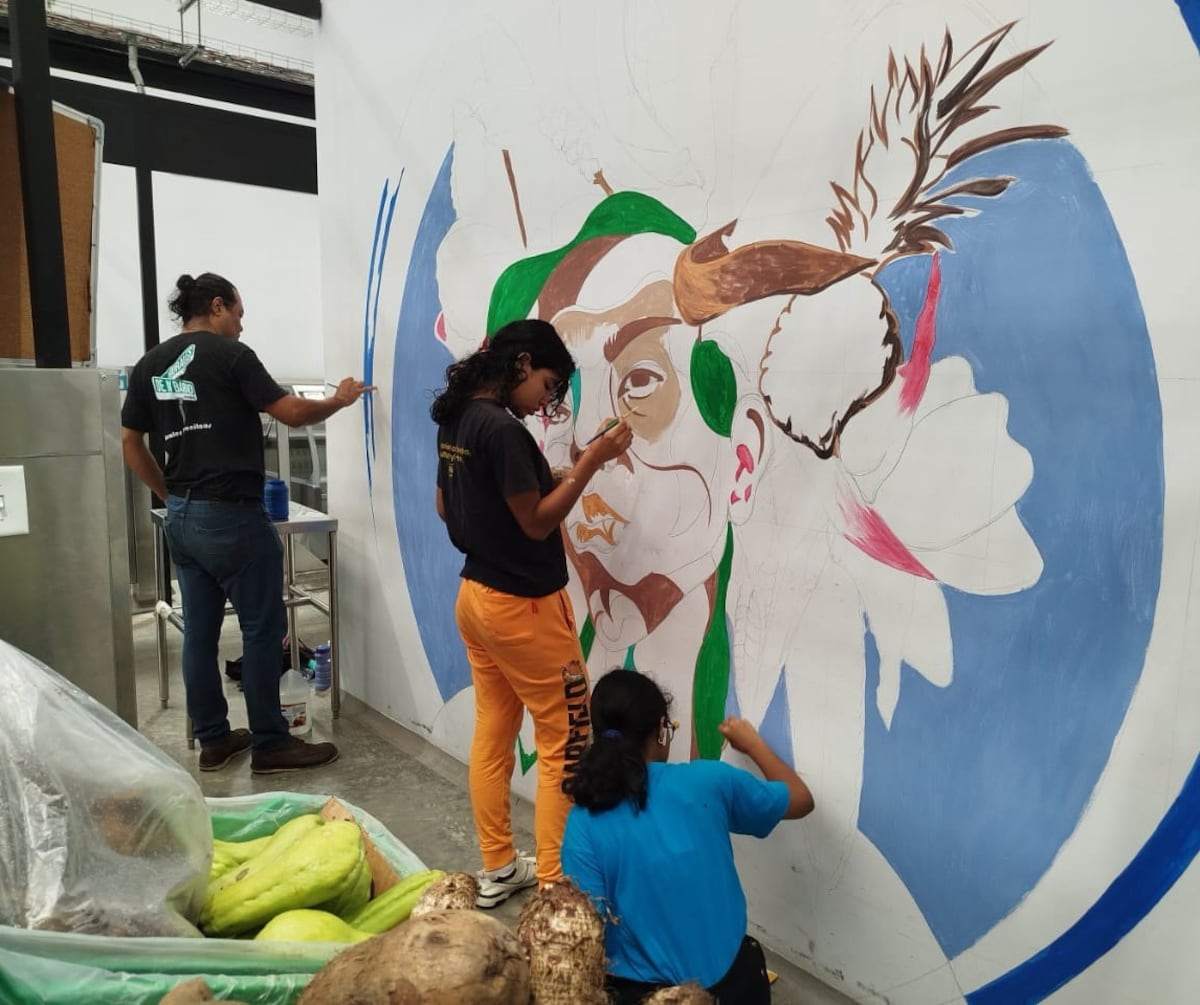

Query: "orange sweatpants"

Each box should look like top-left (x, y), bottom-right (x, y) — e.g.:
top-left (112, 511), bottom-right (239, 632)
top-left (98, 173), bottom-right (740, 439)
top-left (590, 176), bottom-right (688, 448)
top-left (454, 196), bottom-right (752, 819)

top-left (455, 579), bottom-right (591, 886)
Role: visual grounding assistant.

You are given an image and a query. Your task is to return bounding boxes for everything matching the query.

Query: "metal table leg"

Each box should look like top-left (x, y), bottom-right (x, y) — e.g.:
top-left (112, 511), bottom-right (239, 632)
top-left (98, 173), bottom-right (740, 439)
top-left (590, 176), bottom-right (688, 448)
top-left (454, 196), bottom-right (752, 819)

top-left (329, 529), bottom-right (340, 718)
top-left (153, 522), bottom-right (169, 709)
top-left (284, 533), bottom-right (299, 673)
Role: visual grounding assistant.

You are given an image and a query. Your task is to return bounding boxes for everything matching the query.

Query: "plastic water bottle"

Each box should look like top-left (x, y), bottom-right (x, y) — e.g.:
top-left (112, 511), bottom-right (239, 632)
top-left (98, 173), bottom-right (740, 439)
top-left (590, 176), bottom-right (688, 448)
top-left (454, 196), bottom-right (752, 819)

top-left (264, 478), bottom-right (289, 520)
top-left (279, 669), bottom-right (311, 736)
top-left (313, 643), bottom-right (332, 694)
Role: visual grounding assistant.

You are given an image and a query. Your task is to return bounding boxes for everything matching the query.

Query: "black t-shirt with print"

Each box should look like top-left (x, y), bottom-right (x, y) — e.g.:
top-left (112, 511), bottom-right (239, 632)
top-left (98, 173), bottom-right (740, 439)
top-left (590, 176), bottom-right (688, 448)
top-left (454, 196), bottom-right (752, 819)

top-left (437, 398), bottom-right (568, 598)
top-left (121, 331), bottom-right (287, 503)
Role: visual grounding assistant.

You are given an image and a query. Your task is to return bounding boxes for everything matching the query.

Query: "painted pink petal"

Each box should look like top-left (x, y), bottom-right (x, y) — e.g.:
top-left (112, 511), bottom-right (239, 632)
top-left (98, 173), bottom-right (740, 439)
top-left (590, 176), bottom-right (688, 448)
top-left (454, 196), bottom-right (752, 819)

top-left (434, 311), bottom-right (448, 342)
top-left (841, 495), bottom-right (935, 580)
top-left (897, 253), bottom-right (941, 414)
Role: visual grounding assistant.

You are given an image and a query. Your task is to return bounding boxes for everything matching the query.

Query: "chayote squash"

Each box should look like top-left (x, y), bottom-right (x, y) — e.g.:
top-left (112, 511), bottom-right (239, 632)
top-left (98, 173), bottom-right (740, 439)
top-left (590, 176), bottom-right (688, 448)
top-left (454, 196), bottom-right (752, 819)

top-left (202, 813), bottom-right (324, 908)
top-left (201, 819), bottom-right (364, 937)
top-left (254, 908), bottom-right (373, 944)
top-left (318, 852), bottom-right (372, 919)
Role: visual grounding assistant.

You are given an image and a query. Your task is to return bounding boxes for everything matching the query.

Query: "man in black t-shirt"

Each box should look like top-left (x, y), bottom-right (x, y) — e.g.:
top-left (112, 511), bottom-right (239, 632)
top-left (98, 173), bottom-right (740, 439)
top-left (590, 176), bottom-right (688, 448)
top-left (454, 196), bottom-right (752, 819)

top-left (122, 272), bottom-right (372, 774)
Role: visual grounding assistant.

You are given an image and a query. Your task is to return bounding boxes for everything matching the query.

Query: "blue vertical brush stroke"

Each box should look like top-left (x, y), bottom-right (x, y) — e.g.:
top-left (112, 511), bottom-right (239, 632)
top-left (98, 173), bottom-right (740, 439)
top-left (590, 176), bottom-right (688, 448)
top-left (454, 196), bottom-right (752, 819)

top-left (966, 752), bottom-right (1200, 1003)
top-left (758, 669), bottom-right (794, 770)
top-left (391, 146), bottom-right (470, 702)
top-left (858, 139), bottom-right (1163, 955)
top-left (368, 176), bottom-right (402, 483)
top-left (362, 182), bottom-right (389, 490)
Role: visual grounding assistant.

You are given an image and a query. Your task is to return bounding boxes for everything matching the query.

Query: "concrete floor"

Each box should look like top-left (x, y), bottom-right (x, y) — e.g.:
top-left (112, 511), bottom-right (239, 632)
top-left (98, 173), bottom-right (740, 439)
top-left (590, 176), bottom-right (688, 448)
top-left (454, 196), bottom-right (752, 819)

top-left (132, 585), bottom-right (853, 1005)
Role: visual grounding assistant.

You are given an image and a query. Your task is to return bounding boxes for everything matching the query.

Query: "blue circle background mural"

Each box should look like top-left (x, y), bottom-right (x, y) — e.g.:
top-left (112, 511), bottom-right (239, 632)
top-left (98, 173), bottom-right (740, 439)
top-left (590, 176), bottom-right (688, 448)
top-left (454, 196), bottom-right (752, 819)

top-left (385, 135), bottom-right (1191, 1004)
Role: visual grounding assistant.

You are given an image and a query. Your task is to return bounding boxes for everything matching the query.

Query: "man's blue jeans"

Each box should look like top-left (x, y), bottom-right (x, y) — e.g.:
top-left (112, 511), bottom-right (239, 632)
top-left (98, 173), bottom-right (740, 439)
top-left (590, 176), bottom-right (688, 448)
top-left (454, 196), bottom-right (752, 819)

top-left (164, 495), bottom-right (289, 750)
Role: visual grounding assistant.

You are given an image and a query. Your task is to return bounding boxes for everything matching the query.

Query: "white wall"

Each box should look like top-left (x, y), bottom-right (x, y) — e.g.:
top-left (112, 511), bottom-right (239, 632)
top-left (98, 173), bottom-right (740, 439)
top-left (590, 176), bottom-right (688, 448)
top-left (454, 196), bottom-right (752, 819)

top-left (92, 162), bottom-right (140, 368)
top-left (144, 172), bottom-right (323, 379)
top-left (94, 168), bottom-right (324, 378)
top-left (315, 2), bottom-right (1200, 1002)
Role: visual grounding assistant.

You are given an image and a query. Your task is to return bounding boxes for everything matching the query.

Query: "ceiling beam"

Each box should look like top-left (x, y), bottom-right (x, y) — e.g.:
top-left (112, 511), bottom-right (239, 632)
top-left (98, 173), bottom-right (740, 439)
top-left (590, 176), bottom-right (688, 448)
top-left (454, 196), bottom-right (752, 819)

top-left (245, 0), bottom-right (320, 17)
top-left (0, 16), bottom-right (314, 119)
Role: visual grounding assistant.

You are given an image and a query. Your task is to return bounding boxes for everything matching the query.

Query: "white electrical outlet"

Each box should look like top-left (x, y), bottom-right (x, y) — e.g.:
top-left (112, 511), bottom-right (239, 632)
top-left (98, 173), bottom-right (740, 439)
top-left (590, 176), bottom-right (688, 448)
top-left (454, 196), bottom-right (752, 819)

top-left (0, 466), bottom-right (30, 538)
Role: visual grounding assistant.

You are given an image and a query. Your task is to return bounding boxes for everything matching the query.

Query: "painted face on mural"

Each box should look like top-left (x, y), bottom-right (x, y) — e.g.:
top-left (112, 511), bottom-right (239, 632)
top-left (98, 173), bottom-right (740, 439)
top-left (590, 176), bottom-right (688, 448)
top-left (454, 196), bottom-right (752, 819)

top-left (543, 238), bottom-right (759, 651)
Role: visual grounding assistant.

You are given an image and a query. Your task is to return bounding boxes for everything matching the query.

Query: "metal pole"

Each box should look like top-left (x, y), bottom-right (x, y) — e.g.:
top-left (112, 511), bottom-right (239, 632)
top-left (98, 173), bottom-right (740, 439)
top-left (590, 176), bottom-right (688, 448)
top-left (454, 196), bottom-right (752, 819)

top-left (135, 162), bottom-right (160, 353)
top-left (284, 533), bottom-right (299, 673)
top-left (153, 516), bottom-right (170, 707)
top-left (10, 0), bottom-right (72, 368)
top-left (328, 528), bottom-right (340, 718)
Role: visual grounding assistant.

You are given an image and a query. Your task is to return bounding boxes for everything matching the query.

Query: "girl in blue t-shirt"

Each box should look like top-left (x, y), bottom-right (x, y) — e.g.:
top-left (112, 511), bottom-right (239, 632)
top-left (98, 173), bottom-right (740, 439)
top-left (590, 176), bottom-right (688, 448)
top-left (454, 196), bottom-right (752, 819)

top-left (561, 670), bottom-right (814, 1004)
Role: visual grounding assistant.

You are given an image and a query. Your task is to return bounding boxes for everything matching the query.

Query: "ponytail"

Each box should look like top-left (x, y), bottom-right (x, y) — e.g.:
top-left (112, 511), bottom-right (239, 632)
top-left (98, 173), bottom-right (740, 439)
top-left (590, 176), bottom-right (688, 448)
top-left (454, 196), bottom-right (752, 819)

top-left (562, 669), bottom-right (672, 813)
top-left (168, 272), bottom-right (237, 324)
top-left (563, 731), bottom-right (651, 812)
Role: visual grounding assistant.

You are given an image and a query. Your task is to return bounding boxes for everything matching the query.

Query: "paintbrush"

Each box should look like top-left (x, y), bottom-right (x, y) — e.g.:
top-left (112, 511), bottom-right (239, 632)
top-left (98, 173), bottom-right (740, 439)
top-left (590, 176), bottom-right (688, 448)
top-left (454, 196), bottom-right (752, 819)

top-left (584, 408), bottom-right (640, 445)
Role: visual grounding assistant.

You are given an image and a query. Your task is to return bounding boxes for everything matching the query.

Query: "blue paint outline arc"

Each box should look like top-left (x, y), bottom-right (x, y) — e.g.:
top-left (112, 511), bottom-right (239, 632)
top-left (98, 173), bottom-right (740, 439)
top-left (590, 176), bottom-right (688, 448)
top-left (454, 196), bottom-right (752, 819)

top-left (371, 176), bottom-right (402, 465)
top-left (966, 750), bottom-right (1200, 1003)
top-left (362, 181), bottom-right (390, 490)
top-left (362, 174), bottom-right (403, 494)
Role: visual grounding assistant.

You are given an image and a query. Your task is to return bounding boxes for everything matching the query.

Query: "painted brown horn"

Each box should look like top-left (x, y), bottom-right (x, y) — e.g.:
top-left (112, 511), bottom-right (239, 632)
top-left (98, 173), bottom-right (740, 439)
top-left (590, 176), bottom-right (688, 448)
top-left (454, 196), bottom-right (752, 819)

top-left (673, 221), bottom-right (877, 326)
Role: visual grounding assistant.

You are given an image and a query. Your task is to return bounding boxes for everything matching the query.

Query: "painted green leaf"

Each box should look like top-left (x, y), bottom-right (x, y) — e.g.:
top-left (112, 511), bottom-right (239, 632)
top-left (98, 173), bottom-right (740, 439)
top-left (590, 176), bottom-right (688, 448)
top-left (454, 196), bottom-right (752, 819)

top-left (580, 615), bottom-right (595, 661)
top-left (691, 340), bottom-right (737, 438)
top-left (518, 734), bottom-right (538, 774)
top-left (693, 525), bottom-right (734, 759)
top-left (486, 191), bottom-right (696, 336)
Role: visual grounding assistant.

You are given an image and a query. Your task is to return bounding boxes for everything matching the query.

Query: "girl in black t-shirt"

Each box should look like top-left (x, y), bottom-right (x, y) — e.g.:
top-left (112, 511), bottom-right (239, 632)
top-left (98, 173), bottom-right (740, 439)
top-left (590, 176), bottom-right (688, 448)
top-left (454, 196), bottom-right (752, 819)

top-left (431, 319), bottom-right (631, 907)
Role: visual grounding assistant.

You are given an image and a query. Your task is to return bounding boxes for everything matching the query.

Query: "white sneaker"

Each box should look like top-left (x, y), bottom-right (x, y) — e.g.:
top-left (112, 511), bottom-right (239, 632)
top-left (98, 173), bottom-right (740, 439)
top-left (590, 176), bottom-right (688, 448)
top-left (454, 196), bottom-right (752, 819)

top-left (476, 854), bottom-right (538, 908)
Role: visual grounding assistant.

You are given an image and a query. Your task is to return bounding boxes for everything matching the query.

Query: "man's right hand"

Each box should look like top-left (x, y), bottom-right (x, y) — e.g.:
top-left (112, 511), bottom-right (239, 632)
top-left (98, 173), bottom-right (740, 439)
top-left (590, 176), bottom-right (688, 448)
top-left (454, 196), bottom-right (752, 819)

top-left (332, 377), bottom-right (376, 407)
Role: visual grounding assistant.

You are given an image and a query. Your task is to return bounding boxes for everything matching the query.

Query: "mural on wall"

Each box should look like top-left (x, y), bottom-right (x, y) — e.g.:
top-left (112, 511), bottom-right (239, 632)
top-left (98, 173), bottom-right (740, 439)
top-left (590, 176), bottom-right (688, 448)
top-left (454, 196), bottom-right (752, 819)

top-left (373, 16), bottom-right (1189, 1004)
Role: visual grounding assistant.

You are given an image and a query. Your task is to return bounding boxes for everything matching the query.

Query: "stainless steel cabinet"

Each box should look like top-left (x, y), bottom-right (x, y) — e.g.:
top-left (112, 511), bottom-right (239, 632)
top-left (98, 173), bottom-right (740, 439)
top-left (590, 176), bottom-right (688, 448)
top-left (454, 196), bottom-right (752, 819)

top-left (0, 369), bottom-right (136, 724)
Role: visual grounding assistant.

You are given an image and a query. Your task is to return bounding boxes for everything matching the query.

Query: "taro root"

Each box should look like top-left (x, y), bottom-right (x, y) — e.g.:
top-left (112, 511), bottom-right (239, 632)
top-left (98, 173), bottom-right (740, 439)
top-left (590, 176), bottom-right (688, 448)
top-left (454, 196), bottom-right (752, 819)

top-left (298, 908), bottom-right (529, 1005)
top-left (515, 879), bottom-right (607, 1005)
top-left (642, 983), bottom-right (716, 1004)
top-left (410, 871), bottom-right (480, 918)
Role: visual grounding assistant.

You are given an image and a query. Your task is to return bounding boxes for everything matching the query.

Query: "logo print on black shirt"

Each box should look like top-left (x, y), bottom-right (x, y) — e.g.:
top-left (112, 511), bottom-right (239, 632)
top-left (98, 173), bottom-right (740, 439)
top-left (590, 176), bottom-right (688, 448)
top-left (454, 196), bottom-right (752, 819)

top-left (152, 345), bottom-right (198, 401)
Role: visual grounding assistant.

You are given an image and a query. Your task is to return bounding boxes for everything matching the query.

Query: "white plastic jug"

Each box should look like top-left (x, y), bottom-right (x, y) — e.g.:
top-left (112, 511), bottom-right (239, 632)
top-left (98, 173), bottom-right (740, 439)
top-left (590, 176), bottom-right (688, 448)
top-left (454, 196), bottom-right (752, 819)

top-left (279, 670), bottom-right (311, 737)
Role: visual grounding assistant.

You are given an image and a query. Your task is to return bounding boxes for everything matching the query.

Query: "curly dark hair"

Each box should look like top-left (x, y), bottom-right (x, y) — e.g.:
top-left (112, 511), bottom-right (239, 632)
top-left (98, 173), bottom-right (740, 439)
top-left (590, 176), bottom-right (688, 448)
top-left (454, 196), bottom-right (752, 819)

top-left (429, 319), bottom-right (575, 425)
top-left (562, 669), bottom-right (672, 813)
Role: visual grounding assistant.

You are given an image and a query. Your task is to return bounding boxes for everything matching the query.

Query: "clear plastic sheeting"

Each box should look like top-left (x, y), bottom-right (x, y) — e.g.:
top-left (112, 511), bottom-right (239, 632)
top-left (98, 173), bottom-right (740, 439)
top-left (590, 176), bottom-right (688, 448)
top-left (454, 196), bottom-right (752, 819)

top-left (0, 638), bottom-right (210, 938)
top-left (0, 792), bottom-right (429, 1005)
top-left (0, 945), bottom-right (315, 1005)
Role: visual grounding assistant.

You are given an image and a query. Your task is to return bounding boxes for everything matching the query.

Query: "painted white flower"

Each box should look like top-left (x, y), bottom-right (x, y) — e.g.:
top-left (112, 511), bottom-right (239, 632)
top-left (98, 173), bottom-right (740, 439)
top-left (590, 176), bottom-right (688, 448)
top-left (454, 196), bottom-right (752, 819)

top-left (832, 351), bottom-right (1042, 727)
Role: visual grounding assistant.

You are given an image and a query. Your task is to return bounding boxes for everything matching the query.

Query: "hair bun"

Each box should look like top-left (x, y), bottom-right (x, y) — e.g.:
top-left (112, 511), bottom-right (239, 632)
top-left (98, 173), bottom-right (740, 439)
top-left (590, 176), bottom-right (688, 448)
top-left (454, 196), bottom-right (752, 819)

top-left (176, 274), bottom-right (195, 290)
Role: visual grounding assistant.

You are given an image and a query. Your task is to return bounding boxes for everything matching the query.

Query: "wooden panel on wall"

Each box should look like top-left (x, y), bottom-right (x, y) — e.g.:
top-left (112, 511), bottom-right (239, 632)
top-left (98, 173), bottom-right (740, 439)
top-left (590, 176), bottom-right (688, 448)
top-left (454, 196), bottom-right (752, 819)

top-left (0, 89), bottom-right (99, 363)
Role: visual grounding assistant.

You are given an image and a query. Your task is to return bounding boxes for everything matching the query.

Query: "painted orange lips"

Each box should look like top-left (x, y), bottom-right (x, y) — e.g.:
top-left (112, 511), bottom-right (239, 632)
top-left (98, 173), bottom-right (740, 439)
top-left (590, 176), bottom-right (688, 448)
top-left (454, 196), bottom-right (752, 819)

top-left (572, 492), bottom-right (629, 546)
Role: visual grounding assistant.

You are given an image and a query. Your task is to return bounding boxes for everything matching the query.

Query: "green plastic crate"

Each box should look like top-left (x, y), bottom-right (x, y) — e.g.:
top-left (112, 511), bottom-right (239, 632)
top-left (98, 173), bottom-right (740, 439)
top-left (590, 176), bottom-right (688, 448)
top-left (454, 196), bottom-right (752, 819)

top-left (0, 792), bottom-right (426, 1005)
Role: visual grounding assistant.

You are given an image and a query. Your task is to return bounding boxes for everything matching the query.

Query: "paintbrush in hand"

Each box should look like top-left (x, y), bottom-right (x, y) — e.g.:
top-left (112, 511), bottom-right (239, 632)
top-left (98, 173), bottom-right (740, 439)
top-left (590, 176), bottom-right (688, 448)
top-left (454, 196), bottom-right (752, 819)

top-left (584, 409), bottom-right (639, 445)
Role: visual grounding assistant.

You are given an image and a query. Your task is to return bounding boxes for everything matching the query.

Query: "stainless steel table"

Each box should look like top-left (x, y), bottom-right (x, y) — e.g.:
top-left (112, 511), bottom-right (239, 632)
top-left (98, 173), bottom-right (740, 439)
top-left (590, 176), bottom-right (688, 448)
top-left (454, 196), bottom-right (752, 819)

top-left (151, 502), bottom-right (341, 748)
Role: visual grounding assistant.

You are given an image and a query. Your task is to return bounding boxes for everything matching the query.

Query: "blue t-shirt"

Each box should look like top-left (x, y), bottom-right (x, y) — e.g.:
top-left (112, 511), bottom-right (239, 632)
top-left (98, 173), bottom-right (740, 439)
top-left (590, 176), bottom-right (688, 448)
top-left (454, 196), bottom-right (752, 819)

top-left (561, 759), bottom-right (789, 987)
